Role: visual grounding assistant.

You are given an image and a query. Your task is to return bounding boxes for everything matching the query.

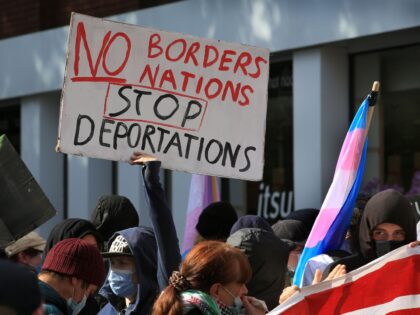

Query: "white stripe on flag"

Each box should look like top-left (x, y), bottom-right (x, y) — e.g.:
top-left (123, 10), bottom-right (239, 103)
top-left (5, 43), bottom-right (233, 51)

top-left (342, 294), bottom-right (420, 315)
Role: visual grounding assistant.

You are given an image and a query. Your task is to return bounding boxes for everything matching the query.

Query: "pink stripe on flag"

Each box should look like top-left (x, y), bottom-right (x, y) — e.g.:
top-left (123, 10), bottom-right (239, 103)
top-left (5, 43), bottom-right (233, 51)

top-left (182, 206), bottom-right (205, 251)
top-left (182, 175), bottom-right (220, 252)
top-left (336, 129), bottom-right (366, 171)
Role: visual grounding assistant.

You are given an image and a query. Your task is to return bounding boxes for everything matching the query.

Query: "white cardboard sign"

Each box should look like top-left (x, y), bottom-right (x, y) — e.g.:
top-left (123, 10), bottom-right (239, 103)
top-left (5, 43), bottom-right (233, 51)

top-left (57, 13), bottom-right (269, 181)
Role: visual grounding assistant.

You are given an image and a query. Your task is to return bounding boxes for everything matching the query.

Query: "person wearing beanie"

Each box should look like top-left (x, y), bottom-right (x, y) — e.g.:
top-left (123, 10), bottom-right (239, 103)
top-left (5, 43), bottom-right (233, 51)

top-left (44, 219), bottom-right (103, 258)
top-left (98, 154), bottom-right (180, 315)
top-left (91, 195), bottom-right (139, 246)
top-left (44, 219), bottom-right (106, 314)
top-left (5, 231), bottom-right (46, 273)
top-left (38, 238), bottom-right (106, 315)
top-left (325, 189), bottom-right (417, 275)
top-left (196, 201), bottom-right (238, 242)
top-left (0, 259), bottom-right (43, 315)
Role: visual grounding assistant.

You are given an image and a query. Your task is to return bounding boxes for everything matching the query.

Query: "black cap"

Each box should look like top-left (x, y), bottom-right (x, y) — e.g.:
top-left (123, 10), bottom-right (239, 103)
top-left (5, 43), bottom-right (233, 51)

top-left (102, 235), bottom-right (133, 258)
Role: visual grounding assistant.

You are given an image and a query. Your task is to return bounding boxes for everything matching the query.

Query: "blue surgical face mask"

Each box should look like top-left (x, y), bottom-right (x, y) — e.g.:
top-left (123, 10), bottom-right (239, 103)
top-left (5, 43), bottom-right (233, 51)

top-left (222, 286), bottom-right (244, 314)
top-left (67, 293), bottom-right (87, 315)
top-left (108, 268), bottom-right (137, 298)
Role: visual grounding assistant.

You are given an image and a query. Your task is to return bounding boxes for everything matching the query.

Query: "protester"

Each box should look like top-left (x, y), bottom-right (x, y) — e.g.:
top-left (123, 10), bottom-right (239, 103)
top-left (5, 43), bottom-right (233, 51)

top-left (99, 228), bottom-right (158, 315)
top-left (227, 225), bottom-right (292, 310)
top-left (38, 238), bottom-right (106, 315)
top-left (152, 240), bottom-right (267, 315)
top-left (272, 209), bottom-right (319, 282)
top-left (196, 201), bottom-right (238, 242)
top-left (91, 195), bottom-right (139, 246)
top-left (0, 259), bottom-right (43, 315)
top-left (44, 218), bottom-right (103, 256)
top-left (325, 189), bottom-right (417, 274)
top-left (5, 231), bottom-right (46, 273)
top-left (98, 153), bottom-right (181, 315)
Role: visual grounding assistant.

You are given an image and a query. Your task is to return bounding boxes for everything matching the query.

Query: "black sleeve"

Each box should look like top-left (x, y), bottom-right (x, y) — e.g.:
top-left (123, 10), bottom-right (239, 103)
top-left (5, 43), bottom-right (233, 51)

top-left (142, 161), bottom-right (181, 290)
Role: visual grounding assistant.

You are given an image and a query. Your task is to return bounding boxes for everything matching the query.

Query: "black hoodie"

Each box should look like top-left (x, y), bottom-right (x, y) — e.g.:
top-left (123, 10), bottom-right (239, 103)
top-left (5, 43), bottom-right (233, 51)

top-left (227, 227), bottom-right (291, 311)
top-left (91, 195), bottom-right (139, 244)
top-left (326, 189), bottom-right (416, 273)
top-left (44, 218), bottom-right (103, 256)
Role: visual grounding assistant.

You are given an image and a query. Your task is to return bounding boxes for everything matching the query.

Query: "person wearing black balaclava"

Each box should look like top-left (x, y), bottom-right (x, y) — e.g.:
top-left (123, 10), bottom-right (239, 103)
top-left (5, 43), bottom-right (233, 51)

top-left (325, 189), bottom-right (416, 274)
top-left (91, 196), bottom-right (139, 247)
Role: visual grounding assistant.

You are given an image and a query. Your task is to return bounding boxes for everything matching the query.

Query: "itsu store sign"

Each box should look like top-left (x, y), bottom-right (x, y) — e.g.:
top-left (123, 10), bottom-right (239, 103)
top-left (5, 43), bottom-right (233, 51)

top-left (57, 13), bottom-right (270, 181)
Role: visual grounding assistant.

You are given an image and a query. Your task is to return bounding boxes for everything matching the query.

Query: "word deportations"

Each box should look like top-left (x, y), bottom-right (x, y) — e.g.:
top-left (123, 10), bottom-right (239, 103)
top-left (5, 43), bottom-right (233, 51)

top-left (73, 116), bottom-right (256, 173)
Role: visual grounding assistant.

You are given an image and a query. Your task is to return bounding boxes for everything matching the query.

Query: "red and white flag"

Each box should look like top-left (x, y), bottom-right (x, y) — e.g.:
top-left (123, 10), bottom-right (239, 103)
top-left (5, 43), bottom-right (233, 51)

top-left (269, 245), bottom-right (420, 315)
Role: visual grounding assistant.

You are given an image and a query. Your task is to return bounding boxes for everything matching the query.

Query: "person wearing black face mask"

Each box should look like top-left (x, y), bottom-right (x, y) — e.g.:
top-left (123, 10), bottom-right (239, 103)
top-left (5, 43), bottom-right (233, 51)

top-left (325, 189), bottom-right (417, 275)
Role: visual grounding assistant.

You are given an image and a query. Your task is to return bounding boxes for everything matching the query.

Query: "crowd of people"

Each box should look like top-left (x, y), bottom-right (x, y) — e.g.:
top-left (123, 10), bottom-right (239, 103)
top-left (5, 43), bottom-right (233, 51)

top-left (1, 153), bottom-right (419, 315)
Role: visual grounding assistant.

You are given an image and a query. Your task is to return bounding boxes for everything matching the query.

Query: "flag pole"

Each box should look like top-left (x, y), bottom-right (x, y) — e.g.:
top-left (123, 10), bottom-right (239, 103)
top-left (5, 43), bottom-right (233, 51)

top-left (366, 81), bottom-right (380, 132)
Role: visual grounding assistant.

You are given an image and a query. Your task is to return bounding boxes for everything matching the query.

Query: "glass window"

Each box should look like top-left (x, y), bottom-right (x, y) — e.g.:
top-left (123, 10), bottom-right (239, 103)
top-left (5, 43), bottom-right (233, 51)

top-left (245, 60), bottom-right (294, 224)
top-left (352, 45), bottom-right (420, 206)
top-left (0, 105), bottom-right (20, 152)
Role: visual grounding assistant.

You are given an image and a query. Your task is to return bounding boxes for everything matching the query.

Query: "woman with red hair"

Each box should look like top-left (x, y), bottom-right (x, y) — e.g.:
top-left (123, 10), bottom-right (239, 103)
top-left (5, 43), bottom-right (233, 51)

top-left (152, 241), bottom-right (266, 315)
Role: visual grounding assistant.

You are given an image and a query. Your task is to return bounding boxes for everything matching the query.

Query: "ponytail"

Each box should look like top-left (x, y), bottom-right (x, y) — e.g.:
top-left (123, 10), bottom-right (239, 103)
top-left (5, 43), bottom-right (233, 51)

top-left (152, 284), bottom-right (183, 315)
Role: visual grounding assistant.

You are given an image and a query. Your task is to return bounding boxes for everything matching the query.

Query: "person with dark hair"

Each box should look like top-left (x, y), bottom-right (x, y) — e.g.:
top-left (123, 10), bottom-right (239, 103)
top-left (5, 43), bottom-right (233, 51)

top-left (227, 227), bottom-right (292, 310)
top-left (152, 241), bottom-right (266, 315)
top-left (0, 259), bottom-right (43, 315)
top-left (98, 153), bottom-right (180, 315)
top-left (44, 218), bottom-right (103, 257)
top-left (38, 238), bottom-right (106, 315)
top-left (325, 189), bottom-right (417, 274)
top-left (5, 231), bottom-right (46, 273)
top-left (91, 195), bottom-right (139, 245)
top-left (195, 201), bottom-right (238, 242)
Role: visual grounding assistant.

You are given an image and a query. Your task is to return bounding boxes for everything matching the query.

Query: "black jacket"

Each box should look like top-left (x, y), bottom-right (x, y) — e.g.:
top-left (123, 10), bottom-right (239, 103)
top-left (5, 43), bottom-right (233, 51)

top-left (227, 228), bottom-right (290, 310)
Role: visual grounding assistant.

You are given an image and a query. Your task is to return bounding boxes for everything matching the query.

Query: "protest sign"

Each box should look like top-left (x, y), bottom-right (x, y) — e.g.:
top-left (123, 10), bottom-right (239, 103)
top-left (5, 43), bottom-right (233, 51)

top-left (57, 13), bottom-right (269, 181)
top-left (269, 245), bottom-right (420, 314)
top-left (0, 135), bottom-right (56, 247)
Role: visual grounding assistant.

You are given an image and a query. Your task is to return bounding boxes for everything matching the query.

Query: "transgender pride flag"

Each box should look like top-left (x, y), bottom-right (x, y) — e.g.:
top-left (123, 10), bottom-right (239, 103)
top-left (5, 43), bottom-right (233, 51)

top-left (182, 175), bottom-right (220, 252)
top-left (293, 96), bottom-right (372, 287)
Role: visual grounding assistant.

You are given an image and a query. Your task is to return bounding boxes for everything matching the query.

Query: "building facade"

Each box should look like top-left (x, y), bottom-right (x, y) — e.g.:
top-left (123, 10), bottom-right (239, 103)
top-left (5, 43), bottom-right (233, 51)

top-left (1, 0), bottom-right (420, 241)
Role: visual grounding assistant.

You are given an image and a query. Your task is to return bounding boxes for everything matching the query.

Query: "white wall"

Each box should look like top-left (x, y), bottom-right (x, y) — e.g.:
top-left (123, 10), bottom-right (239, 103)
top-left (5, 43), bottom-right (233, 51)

top-left (293, 47), bottom-right (348, 209)
top-left (20, 92), bottom-right (64, 238)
